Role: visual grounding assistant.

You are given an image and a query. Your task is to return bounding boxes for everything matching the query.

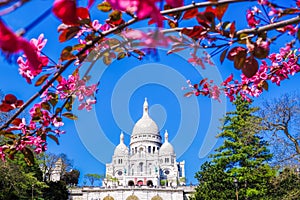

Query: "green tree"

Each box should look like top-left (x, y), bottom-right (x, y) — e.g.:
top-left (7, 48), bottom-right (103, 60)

top-left (84, 173), bottom-right (103, 186)
top-left (42, 180), bottom-right (69, 200)
top-left (0, 153), bottom-right (47, 200)
top-left (268, 167), bottom-right (300, 200)
top-left (62, 169), bottom-right (80, 186)
top-left (193, 97), bottom-right (275, 200)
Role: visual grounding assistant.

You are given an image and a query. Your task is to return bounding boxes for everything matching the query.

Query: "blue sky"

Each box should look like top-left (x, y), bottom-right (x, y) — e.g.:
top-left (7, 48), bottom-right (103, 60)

top-left (1, 0), bottom-right (300, 185)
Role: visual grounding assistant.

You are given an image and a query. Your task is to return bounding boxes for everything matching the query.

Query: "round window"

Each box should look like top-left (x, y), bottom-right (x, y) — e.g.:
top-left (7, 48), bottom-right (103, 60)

top-left (118, 171), bottom-right (123, 176)
top-left (164, 170), bottom-right (170, 175)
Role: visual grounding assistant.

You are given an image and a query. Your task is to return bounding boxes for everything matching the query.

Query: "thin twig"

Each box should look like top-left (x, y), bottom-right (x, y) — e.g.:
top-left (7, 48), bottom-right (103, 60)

top-left (0, 0), bottom-right (28, 16)
top-left (236, 15), bottom-right (300, 36)
top-left (160, 0), bottom-right (256, 15)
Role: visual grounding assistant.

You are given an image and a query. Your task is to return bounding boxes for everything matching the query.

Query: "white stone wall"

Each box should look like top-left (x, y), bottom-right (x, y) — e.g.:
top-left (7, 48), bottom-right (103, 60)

top-left (69, 187), bottom-right (192, 200)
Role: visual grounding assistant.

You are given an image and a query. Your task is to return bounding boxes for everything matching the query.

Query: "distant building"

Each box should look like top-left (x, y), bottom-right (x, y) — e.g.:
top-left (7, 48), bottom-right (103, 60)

top-left (105, 98), bottom-right (185, 188)
top-left (50, 158), bottom-right (63, 182)
top-left (41, 157), bottom-right (63, 182)
top-left (69, 99), bottom-right (194, 200)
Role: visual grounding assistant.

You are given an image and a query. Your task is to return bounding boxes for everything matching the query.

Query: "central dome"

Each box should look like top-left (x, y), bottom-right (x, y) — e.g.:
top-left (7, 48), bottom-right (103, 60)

top-left (132, 98), bottom-right (159, 136)
top-left (132, 115), bottom-right (159, 136)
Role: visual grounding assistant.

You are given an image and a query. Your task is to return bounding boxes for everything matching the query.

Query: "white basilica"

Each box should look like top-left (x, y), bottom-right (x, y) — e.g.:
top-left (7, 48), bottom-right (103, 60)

top-left (104, 98), bottom-right (185, 188)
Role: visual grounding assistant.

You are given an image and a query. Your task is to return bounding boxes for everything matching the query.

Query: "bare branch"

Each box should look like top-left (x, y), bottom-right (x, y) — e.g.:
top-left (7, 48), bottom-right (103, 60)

top-left (236, 15), bottom-right (300, 36)
top-left (161, 0), bottom-right (255, 15)
top-left (0, 0), bottom-right (29, 16)
top-left (261, 93), bottom-right (300, 166)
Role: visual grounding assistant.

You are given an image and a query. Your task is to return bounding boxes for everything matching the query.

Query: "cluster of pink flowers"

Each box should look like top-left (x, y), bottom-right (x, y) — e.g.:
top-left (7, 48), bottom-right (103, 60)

top-left (56, 73), bottom-right (98, 111)
top-left (188, 40), bottom-right (300, 102)
top-left (0, 146), bottom-right (6, 161)
top-left (31, 102), bottom-right (63, 127)
top-left (123, 29), bottom-right (170, 48)
top-left (107, 0), bottom-right (183, 27)
top-left (18, 34), bottom-right (49, 83)
top-left (15, 135), bottom-right (46, 154)
top-left (76, 19), bottom-right (111, 41)
top-left (6, 117), bottom-right (47, 156)
top-left (186, 79), bottom-right (222, 102)
top-left (246, 7), bottom-right (261, 28)
top-left (52, 0), bottom-right (95, 25)
top-left (221, 74), bottom-right (240, 102)
top-left (221, 42), bottom-right (300, 101)
top-left (188, 53), bottom-right (206, 69)
top-left (0, 21), bottom-right (45, 81)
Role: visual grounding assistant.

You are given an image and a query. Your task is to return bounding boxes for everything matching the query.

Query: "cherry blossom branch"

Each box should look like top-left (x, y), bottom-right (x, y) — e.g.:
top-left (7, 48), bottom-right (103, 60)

top-left (236, 15), bottom-right (300, 36)
top-left (165, 14), bottom-right (300, 40)
top-left (0, 0), bottom-right (17, 6)
top-left (0, 0), bottom-right (29, 16)
top-left (0, 0), bottom-right (295, 131)
top-left (160, 0), bottom-right (256, 15)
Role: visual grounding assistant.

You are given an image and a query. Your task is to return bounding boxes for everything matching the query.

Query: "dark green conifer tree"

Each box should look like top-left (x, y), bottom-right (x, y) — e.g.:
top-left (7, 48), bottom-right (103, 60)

top-left (193, 97), bottom-right (275, 200)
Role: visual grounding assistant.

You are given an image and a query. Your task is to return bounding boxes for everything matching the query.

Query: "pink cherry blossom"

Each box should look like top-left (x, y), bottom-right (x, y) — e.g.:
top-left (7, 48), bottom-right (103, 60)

top-left (107, 0), bottom-right (139, 13)
top-left (123, 29), bottom-right (170, 47)
top-left (108, 0), bottom-right (183, 27)
top-left (258, 0), bottom-right (269, 5)
top-left (30, 34), bottom-right (47, 51)
top-left (0, 21), bottom-right (44, 75)
top-left (52, 0), bottom-right (78, 25)
top-left (15, 135), bottom-right (45, 154)
top-left (18, 34), bottom-right (49, 83)
top-left (246, 9), bottom-right (260, 28)
top-left (0, 146), bottom-right (7, 161)
top-left (55, 73), bottom-right (98, 111)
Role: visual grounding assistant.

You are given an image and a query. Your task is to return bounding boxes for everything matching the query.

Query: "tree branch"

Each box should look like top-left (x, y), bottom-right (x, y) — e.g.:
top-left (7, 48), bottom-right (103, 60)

top-left (165, 0), bottom-right (253, 14)
top-left (164, 14), bottom-right (300, 40)
top-left (283, 128), bottom-right (300, 155)
top-left (0, 0), bottom-right (29, 16)
top-left (236, 15), bottom-right (300, 36)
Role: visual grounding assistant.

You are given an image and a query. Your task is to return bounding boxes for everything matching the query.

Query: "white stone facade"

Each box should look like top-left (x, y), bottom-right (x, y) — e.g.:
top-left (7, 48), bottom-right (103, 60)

top-left (69, 186), bottom-right (196, 200)
top-left (68, 99), bottom-right (192, 200)
top-left (104, 99), bottom-right (185, 188)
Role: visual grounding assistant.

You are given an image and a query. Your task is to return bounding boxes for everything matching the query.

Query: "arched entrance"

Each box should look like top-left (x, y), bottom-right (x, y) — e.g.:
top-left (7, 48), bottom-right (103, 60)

top-left (137, 180), bottom-right (143, 186)
top-left (128, 180), bottom-right (134, 186)
top-left (103, 196), bottom-right (114, 200)
top-left (126, 195), bottom-right (139, 200)
top-left (151, 195), bottom-right (163, 200)
top-left (147, 180), bottom-right (153, 187)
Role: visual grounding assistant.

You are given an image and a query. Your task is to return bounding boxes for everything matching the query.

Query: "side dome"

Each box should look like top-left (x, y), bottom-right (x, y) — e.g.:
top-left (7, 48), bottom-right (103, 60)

top-left (159, 130), bottom-right (175, 155)
top-left (132, 98), bottom-right (159, 136)
top-left (114, 132), bottom-right (129, 156)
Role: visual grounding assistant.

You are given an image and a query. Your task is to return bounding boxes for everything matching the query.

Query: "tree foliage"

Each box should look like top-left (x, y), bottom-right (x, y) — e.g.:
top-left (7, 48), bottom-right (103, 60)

top-left (0, 118), bottom-right (74, 199)
top-left (62, 169), bottom-right (80, 186)
top-left (42, 180), bottom-right (69, 200)
top-left (268, 167), bottom-right (300, 200)
top-left (84, 173), bottom-right (104, 186)
top-left (0, 153), bottom-right (47, 199)
top-left (192, 97), bottom-right (275, 200)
